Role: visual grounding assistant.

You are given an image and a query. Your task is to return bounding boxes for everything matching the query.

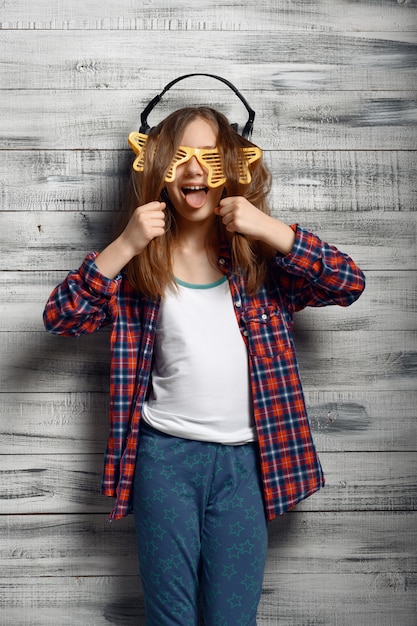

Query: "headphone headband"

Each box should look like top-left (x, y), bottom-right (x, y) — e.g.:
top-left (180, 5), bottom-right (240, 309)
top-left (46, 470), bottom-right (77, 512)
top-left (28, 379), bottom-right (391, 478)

top-left (139, 73), bottom-right (256, 139)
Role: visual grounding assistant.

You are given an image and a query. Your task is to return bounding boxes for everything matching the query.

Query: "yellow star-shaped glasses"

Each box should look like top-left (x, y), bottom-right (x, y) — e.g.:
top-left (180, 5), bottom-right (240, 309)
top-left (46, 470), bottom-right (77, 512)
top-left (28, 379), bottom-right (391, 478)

top-left (128, 132), bottom-right (262, 188)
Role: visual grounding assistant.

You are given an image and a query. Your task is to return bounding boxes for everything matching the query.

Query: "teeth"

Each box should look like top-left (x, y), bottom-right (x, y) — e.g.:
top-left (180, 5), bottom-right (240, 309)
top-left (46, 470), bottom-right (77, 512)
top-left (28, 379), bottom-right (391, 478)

top-left (182, 186), bottom-right (208, 195)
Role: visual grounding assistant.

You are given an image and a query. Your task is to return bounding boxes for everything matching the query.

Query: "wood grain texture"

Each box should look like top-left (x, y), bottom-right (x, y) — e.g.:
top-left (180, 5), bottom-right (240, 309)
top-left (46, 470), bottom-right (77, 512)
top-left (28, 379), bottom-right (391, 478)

top-left (1, 452), bottom-right (416, 514)
top-left (2, 210), bottom-right (416, 271)
top-left (0, 329), bottom-right (416, 392)
top-left (1, 30), bottom-right (416, 91)
top-left (2, 149), bottom-right (415, 213)
top-left (1, 573), bottom-right (415, 626)
top-left (2, 270), bottom-right (415, 332)
top-left (1, 0), bottom-right (416, 32)
top-left (1, 390), bottom-right (416, 454)
top-left (0, 392), bottom-right (110, 453)
top-left (1, 0), bottom-right (416, 623)
top-left (1, 512), bottom-right (415, 576)
top-left (1, 90), bottom-right (416, 150)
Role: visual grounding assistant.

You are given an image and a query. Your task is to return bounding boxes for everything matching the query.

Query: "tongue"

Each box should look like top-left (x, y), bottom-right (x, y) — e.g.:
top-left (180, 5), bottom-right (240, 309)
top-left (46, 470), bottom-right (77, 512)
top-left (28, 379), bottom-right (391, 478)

top-left (185, 190), bottom-right (207, 208)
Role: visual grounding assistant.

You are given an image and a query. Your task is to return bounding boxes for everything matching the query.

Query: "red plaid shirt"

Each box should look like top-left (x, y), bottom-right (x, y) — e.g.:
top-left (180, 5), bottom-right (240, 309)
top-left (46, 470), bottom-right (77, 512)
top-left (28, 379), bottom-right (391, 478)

top-left (43, 225), bottom-right (365, 521)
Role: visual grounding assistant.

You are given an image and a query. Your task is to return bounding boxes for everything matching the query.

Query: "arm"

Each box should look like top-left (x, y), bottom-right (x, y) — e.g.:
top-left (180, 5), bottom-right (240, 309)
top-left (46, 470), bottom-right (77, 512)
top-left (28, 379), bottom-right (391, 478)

top-left (216, 197), bottom-right (365, 310)
top-left (43, 252), bottom-right (120, 337)
top-left (216, 196), bottom-right (296, 255)
top-left (275, 224), bottom-right (365, 311)
top-left (94, 201), bottom-right (166, 278)
top-left (44, 200), bottom-right (166, 336)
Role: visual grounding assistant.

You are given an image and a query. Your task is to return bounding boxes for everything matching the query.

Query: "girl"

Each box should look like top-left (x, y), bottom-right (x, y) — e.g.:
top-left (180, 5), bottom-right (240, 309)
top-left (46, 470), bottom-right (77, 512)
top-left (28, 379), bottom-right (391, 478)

top-left (44, 104), bottom-right (365, 626)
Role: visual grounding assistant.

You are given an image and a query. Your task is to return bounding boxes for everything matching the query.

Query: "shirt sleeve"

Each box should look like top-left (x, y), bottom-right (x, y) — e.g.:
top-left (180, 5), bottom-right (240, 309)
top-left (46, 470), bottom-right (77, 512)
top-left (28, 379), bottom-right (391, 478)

top-left (274, 224), bottom-right (366, 312)
top-left (43, 252), bottom-right (121, 336)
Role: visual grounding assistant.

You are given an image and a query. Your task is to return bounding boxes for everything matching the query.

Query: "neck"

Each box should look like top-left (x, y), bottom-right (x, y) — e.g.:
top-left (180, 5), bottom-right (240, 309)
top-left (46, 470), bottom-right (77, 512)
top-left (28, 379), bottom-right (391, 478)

top-left (174, 215), bottom-right (218, 251)
top-left (172, 219), bottom-right (223, 284)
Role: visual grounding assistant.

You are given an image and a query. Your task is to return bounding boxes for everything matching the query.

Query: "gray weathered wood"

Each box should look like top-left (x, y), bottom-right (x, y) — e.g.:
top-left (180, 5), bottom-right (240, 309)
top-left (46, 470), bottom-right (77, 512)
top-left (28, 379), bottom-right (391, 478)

top-left (2, 270), bottom-right (416, 333)
top-left (1, 572), bottom-right (415, 626)
top-left (0, 392), bottom-right (110, 453)
top-left (1, 512), bottom-right (415, 577)
top-left (1, 0), bottom-right (416, 623)
top-left (1, 330), bottom-right (416, 392)
top-left (2, 210), bottom-right (415, 271)
top-left (1, 0), bottom-right (416, 32)
top-left (2, 149), bottom-right (415, 213)
top-left (1, 390), bottom-right (416, 454)
top-left (2, 90), bottom-right (416, 150)
top-left (1, 573), bottom-right (415, 626)
top-left (1, 30), bottom-right (416, 91)
top-left (1, 452), bottom-right (416, 514)
top-left (305, 390), bottom-right (417, 452)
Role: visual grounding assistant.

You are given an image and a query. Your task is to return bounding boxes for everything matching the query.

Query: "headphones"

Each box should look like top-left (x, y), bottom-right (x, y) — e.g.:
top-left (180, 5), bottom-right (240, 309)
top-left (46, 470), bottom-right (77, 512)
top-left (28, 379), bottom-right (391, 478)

top-left (138, 73), bottom-right (256, 139)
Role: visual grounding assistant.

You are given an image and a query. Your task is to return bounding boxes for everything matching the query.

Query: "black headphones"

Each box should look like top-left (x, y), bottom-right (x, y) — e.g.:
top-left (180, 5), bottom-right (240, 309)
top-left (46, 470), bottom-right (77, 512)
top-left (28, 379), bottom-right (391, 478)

top-left (139, 73), bottom-right (256, 139)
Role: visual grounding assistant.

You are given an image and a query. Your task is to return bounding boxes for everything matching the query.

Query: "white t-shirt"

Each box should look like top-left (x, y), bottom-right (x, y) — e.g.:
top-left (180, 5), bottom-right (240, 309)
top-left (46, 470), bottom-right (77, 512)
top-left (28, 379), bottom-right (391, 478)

top-left (143, 276), bottom-right (256, 445)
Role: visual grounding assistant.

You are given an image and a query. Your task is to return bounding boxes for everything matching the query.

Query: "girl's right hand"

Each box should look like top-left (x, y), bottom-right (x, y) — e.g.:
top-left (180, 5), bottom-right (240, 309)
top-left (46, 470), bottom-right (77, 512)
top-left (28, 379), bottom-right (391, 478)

top-left (95, 201), bottom-right (166, 279)
top-left (120, 201), bottom-right (166, 258)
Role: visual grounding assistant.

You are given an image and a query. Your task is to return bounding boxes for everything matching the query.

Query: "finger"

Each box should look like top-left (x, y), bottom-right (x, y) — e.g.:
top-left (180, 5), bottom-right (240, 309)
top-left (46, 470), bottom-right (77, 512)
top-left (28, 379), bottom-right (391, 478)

top-left (148, 200), bottom-right (166, 209)
top-left (220, 211), bottom-right (235, 226)
top-left (137, 201), bottom-right (166, 214)
top-left (219, 196), bottom-right (236, 206)
top-left (217, 202), bottom-right (236, 218)
top-left (225, 220), bottom-right (239, 233)
top-left (218, 200), bottom-right (231, 214)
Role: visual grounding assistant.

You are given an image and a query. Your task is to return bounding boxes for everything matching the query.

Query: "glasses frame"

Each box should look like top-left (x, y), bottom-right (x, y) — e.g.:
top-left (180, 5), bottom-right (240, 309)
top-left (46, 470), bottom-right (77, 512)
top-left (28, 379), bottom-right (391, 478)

top-left (128, 132), bottom-right (262, 188)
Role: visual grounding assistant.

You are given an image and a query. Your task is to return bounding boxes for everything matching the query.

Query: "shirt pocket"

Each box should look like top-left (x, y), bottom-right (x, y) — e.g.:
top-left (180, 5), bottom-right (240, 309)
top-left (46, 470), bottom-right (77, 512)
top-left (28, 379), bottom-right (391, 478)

top-left (241, 306), bottom-right (291, 359)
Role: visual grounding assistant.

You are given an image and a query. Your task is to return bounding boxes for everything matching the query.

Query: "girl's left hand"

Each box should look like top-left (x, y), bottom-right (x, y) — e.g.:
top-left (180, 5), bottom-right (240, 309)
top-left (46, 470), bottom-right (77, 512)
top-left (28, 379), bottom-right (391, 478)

top-left (215, 196), bottom-right (272, 240)
top-left (215, 196), bottom-right (296, 255)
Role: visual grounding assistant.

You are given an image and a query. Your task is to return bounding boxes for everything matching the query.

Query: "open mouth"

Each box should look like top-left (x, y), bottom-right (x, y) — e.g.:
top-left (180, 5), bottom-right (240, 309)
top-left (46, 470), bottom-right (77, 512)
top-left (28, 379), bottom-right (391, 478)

top-left (182, 185), bottom-right (209, 195)
top-left (181, 186), bottom-right (209, 208)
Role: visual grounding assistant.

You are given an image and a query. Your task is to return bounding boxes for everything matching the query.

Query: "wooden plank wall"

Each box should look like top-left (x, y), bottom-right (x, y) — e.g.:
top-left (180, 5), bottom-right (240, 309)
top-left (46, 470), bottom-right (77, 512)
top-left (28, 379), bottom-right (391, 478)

top-left (1, 1), bottom-right (416, 624)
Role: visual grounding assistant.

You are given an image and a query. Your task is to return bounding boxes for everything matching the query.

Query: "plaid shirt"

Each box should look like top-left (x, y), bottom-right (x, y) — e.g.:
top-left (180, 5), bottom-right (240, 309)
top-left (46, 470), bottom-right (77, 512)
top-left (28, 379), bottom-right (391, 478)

top-left (43, 225), bottom-right (365, 521)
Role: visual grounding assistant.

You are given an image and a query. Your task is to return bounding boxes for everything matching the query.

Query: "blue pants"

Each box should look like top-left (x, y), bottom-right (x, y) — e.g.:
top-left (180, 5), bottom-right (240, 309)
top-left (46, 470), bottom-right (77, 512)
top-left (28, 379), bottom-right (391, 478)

top-left (132, 421), bottom-right (268, 626)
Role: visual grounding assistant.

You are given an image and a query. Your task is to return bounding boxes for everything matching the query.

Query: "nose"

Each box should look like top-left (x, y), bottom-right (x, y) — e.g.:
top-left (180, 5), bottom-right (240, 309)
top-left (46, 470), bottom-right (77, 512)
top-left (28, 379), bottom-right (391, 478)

top-left (184, 155), bottom-right (204, 176)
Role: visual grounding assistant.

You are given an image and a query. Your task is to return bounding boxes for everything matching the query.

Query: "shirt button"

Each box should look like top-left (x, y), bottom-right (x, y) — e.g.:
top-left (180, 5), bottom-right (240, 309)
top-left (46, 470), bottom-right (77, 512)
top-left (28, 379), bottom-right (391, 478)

top-left (261, 313), bottom-right (268, 320)
top-left (235, 301), bottom-right (242, 308)
top-left (243, 330), bottom-right (249, 336)
top-left (218, 258), bottom-right (225, 265)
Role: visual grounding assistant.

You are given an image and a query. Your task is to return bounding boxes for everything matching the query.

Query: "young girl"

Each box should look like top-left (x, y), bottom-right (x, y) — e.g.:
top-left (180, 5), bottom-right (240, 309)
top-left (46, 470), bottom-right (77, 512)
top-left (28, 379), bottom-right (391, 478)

top-left (44, 104), bottom-right (365, 626)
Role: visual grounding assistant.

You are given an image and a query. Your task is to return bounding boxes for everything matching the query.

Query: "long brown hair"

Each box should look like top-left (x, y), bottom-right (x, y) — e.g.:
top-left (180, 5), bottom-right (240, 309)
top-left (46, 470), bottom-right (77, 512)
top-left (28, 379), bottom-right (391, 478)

top-left (124, 106), bottom-right (273, 297)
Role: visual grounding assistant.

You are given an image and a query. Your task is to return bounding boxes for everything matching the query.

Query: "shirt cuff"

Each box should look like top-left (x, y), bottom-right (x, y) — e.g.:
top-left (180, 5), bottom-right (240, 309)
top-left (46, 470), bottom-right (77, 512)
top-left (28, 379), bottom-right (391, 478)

top-left (277, 224), bottom-right (323, 272)
top-left (78, 252), bottom-right (122, 297)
